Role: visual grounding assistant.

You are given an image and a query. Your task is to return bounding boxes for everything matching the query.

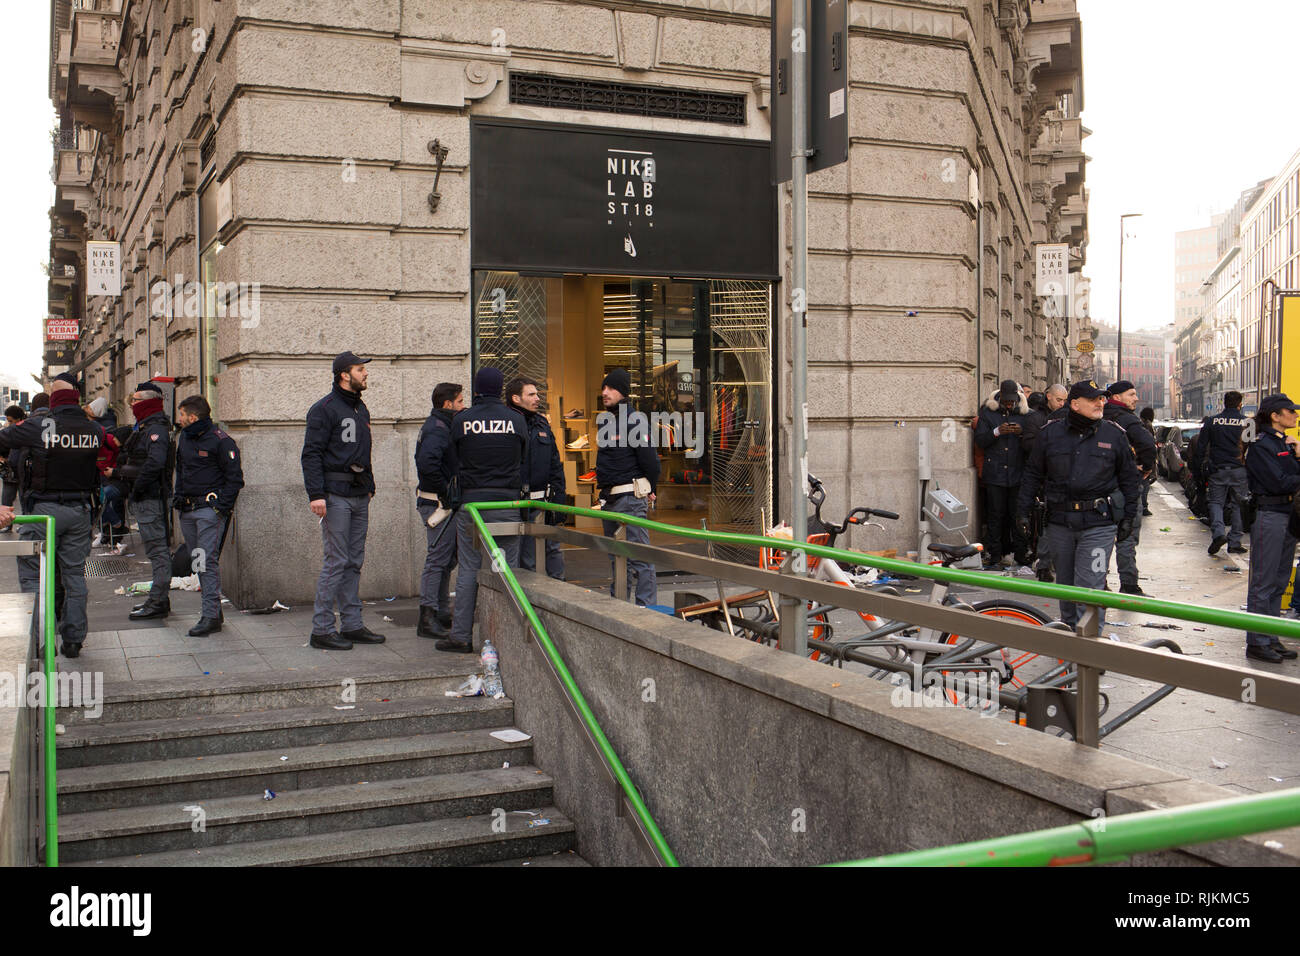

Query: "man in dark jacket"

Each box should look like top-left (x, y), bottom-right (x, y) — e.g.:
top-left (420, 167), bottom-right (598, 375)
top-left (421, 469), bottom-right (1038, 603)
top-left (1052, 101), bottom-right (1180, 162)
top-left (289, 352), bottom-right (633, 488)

top-left (1199, 391), bottom-right (1249, 556)
top-left (1103, 381), bottom-right (1158, 594)
top-left (508, 376), bottom-right (566, 581)
top-left (974, 379), bottom-right (1029, 567)
top-left (439, 367), bottom-right (528, 653)
top-left (595, 368), bottom-right (661, 606)
top-left (413, 382), bottom-right (463, 639)
top-left (118, 382), bottom-right (175, 620)
top-left (1017, 380), bottom-right (1140, 631)
top-left (174, 394), bottom-right (244, 636)
top-left (301, 351), bottom-right (384, 650)
top-left (1045, 383), bottom-right (1068, 422)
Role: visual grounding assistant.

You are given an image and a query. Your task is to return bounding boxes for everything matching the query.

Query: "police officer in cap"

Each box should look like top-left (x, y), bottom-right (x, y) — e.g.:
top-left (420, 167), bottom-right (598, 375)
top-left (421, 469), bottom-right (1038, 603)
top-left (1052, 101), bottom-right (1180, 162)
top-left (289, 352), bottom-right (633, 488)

top-left (1017, 380), bottom-right (1139, 632)
top-left (1243, 393), bottom-right (1300, 663)
top-left (507, 376), bottom-right (566, 580)
top-left (595, 368), bottom-right (661, 606)
top-left (119, 382), bottom-right (176, 621)
top-left (0, 376), bottom-right (104, 657)
top-left (438, 367), bottom-right (527, 653)
top-left (174, 395), bottom-right (244, 636)
top-left (1199, 390), bottom-right (1250, 557)
top-left (302, 351), bottom-right (385, 650)
top-left (414, 382), bottom-right (463, 639)
top-left (1103, 381), bottom-right (1158, 595)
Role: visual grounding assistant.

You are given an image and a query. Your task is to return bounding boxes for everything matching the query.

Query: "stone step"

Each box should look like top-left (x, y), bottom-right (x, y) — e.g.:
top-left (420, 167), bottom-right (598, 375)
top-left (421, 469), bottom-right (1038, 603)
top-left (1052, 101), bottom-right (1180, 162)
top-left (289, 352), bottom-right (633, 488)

top-left (67, 807), bottom-right (578, 867)
top-left (478, 852), bottom-right (592, 867)
top-left (58, 662), bottom-right (481, 726)
top-left (59, 766), bottom-right (555, 862)
top-left (58, 727), bottom-right (534, 813)
top-left (56, 695), bottom-right (513, 768)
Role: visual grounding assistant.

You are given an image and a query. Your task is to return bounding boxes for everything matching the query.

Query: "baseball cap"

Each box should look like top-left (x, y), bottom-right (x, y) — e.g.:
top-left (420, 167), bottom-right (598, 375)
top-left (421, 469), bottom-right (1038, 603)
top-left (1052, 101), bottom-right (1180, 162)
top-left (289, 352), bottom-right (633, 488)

top-left (1068, 380), bottom-right (1107, 401)
top-left (997, 379), bottom-right (1020, 403)
top-left (1258, 393), bottom-right (1300, 416)
top-left (332, 351), bottom-right (372, 374)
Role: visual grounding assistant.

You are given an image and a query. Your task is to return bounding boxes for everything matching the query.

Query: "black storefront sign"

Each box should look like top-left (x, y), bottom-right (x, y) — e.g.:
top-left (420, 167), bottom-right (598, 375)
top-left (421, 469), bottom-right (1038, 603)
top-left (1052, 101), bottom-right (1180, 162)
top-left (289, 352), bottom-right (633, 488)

top-left (471, 118), bottom-right (777, 280)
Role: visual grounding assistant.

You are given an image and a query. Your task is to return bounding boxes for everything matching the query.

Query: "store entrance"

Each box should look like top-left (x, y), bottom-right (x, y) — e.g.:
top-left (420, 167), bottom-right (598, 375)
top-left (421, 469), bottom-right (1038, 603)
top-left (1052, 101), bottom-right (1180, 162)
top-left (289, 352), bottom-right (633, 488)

top-left (472, 271), bottom-right (772, 574)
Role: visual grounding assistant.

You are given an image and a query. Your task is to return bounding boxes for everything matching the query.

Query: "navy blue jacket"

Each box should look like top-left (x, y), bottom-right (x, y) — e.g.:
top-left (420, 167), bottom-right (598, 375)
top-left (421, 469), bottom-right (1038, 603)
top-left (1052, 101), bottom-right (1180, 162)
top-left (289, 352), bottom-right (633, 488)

top-left (415, 405), bottom-right (457, 500)
top-left (1198, 407), bottom-right (1248, 471)
top-left (595, 400), bottom-right (661, 495)
top-left (0, 406), bottom-right (103, 498)
top-left (1017, 414), bottom-right (1141, 528)
top-left (302, 385), bottom-right (373, 500)
top-left (451, 396), bottom-right (528, 503)
top-left (1103, 401), bottom-right (1158, 473)
top-left (118, 411), bottom-right (174, 502)
top-left (1245, 428), bottom-right (1300, 512)
top-left (175, 418), bottom-right (244, 513)
top-left (520, 409), bottom-right (565, 500)
top-left (974, 400), bottom-right (1028, 488)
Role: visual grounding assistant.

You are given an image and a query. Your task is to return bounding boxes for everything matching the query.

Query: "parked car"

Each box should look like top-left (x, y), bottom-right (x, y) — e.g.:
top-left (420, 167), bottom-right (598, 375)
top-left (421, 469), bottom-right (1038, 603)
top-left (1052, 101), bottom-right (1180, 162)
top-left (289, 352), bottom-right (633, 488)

top-left (1153, 420), bottom-right (1203, 479)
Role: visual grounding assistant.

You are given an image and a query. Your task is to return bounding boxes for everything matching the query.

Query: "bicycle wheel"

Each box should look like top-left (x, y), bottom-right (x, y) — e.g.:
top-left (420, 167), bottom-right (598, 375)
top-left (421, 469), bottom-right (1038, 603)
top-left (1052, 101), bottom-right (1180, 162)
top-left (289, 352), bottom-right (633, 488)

top-left (806, 579), bottom-right (885, 662)
top-left (937, 599), bottom-right (1060, 706)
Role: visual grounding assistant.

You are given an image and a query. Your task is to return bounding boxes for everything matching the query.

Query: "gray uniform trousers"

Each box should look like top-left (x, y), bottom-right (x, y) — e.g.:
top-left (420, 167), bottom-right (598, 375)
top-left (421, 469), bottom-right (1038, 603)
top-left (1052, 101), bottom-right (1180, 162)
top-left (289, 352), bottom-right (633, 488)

top-left (312, 492), bottom-right (369, 634)
top-left (1247, 510), bottom-right (1295, 648)
top-left (450, 505), bottom-right (519, 646)
top-left (1207, 465), bottom-right (1248, 548)
top-left (18, 500), bottom-right (92, 646)
top-left (602, 494), bottom-right (657, 607)
top-left (180, 505), bottom-right (227, 619)
top-left (1044, 521), bottom-right (1116, 630)
top-left (1113, 492), bottom-right (1143, 590)
top-left (133, 497), bottom-right (172, 601)
top-left (417, 500), bottom-right (457, 615)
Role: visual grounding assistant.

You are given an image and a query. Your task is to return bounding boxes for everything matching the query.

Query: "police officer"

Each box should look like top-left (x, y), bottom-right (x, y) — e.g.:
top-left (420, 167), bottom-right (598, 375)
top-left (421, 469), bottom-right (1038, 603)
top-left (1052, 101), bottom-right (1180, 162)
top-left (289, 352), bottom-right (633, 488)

top-left (119, 382), bottom-right (176, 621)
top-left (1199, 390), bottom-right (1250, 556)
top-left (1103, 381), bottom-right (1158, 595)
top-left (507, 376), bottom-right (566, 581)
top-left (438, 367), bottom-right (527, 653)
top-left (0, 378), bottom-right (103, 657)
top-left (595, 368), bottom-right (661, 606)
top-left (302, 351), bottom-right (385, 650)
top-left (1243, 394), bottom-right (1300, 663)
top-left (414, 382), bottom-right (463, 640)
top-left (174, 395), bottom-right (244, 636)
top-left (1017, 380), bottom-right (1139, 632)
top-left (975, 379), bottom-right (1029, 568)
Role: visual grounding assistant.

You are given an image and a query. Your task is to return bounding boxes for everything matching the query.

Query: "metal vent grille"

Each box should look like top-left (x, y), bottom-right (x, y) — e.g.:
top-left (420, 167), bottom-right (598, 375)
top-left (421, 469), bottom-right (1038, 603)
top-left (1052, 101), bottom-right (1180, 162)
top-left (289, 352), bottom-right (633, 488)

top-left (708, 280), bottom-right (772, 562)
top-left (509, 72), bottom-right (746, 126)
top-left (85, 557), bottom-right (132, 578)
top-left (474, 271), bottom-right (549, 400)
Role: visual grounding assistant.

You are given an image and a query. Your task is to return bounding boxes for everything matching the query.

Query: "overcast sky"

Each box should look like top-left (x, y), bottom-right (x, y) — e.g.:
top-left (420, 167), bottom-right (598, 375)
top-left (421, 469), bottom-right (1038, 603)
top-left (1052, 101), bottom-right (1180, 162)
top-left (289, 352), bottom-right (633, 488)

top-left (3, 1), bottom-right (1299, 392)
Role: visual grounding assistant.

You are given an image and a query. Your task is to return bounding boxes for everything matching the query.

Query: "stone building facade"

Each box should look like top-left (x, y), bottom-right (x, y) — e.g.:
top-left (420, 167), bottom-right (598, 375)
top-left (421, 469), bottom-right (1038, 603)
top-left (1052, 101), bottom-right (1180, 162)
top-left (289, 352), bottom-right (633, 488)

top-left (48, 0), bottom-right (1088, 606)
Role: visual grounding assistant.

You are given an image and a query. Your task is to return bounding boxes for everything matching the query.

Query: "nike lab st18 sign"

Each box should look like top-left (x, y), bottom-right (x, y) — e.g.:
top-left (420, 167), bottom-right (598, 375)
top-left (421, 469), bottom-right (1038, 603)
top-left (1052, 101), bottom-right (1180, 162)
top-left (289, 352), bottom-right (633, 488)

top-left (471, 118), bottom-right (777, 280)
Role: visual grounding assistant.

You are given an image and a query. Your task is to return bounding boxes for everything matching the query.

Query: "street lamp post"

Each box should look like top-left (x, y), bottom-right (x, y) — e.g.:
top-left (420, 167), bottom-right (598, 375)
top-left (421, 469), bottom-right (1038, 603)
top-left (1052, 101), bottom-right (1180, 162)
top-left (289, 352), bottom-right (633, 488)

top-left (1117, 212), bottom-right (1142, 384)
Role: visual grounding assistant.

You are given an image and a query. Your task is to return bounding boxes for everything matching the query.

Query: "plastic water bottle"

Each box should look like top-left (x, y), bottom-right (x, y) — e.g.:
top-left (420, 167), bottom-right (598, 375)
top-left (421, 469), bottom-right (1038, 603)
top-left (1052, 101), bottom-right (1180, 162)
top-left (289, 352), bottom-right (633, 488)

top-left (481, 640), bottom-right (503, 697)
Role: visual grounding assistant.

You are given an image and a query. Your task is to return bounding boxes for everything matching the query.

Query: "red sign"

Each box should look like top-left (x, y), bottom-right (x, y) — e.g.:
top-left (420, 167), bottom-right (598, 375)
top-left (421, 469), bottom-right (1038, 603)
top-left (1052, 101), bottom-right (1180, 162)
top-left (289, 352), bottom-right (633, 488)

top-left (46, 319), bottom-right (79, 341)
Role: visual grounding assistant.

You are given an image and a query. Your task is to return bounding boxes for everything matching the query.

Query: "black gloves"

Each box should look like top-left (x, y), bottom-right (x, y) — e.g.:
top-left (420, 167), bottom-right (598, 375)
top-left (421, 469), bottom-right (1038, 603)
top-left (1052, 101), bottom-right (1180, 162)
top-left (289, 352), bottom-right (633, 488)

top-left (1116, 518), bottom-right (1134, 542)
top-left (1015, 516), bottom-right (1031, 541)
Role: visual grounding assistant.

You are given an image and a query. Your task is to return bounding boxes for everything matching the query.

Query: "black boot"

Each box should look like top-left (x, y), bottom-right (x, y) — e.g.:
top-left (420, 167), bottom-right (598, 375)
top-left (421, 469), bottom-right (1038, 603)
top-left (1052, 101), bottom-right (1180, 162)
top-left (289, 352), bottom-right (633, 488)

top-left (310, 631), bottom-right (353, 650)
top-left (188, 616), bottom-right (222, 637)
top-left (129, 598), bottom-right (170, 620)
top-left (434, 636), bottom-right (474, 653)
top-left (436, 609), bottom-right (453, 629)
top-left (60, 642), bottom-right (82, 659)
top-left (341, 626), bottom-right (386, 644)
top-left (417, 606), bottom-right (448, 640)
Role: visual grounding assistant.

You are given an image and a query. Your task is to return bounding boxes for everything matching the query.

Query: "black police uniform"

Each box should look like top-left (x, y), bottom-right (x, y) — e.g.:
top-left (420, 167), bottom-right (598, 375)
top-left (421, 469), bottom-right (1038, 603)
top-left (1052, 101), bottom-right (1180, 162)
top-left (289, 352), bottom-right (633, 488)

top-left (175, 417), bottom-right (244, 630)
top-left (444, 393), bottom-right (528, 650)
top-left (1017, 411), bottom-right (1139, 630)
top-left (119, 408), bottom-right (175, 613)
top-left (1198, 405), bottom-right (1249, 552)
top-left (414, 403), bottom-right (458, 635)
top-left (518, 407), bottom-right (566, 580)
top-left (974, 397), bottom-right (1029, 564)
top-left (1103, 399), bottom-right (1158, 593)
top-left (595, 398), bottom-right (662, 606)
top-left (0, 403), bottom-right (103, 653)
top-left (1244, 420), bottom-right (1300, 659)
top-left (302, 383), bottom-right (375, 642)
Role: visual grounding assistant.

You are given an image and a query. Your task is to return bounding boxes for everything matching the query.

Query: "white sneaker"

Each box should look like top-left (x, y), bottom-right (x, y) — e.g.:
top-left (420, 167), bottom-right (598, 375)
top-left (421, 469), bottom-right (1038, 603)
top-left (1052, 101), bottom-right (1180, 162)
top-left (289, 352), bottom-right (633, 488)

top-left (91, 532), bottom-right (103, 548)
top-left (566, 435), bottom-right (590, 450)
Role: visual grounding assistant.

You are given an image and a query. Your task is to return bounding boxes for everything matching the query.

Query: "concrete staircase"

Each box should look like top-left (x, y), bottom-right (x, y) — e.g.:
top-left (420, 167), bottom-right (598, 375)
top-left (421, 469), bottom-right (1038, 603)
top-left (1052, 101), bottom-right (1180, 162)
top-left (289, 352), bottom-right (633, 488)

top-left (55, 664), bottom-right (587, 866)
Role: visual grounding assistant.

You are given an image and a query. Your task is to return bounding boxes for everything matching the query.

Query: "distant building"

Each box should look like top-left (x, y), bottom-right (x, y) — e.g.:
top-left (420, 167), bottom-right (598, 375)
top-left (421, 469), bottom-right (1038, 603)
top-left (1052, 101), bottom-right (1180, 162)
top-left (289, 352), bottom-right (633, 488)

top-left (1241, 148), bottom-right (1300, 405)
top-left (1091, 321), bottom-right (1165, 411)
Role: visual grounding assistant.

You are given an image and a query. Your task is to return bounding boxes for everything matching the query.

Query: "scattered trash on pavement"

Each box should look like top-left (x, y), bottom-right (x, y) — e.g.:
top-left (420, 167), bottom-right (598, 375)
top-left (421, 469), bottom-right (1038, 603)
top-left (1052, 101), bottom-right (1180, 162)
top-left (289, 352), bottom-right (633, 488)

top-left (527, 818), bottom-right (551, 829)
top-left (1109, 621), bottom-right (1131, 627)
top-left (1142, 622), bottom-right (1181, 630)
top-left (279, 756), bottom-right (289, 761)
top-left (445, 675), bottom-right (484, 698)
top-left (490, 729), bottom-right (531, 743)
top-left (1265, 840), bottom-right (1285, 850)
top-left (333, 705), bottom-right (354, 710)
top-left (263, 789), bottom-right (276, 800)
top-left (1269, 776), bottom-right (1285, 783)
top-left (382, 615), bottom-right (394, 622)
top-left (384, 596), bottom-right (396, 602)
top-left (244, 600), bottom-right (291, 615)
top-left (1159, 527), bottom-right (1171, 532)
top-left (1223, 566), bottom-right (1242, 573)
top-left (1210, 758), bottom-right (1228, 769)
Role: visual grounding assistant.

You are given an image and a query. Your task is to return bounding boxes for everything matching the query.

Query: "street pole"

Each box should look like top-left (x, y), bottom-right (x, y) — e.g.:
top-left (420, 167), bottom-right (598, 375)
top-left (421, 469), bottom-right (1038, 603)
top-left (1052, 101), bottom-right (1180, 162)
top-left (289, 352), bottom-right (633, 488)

top-left (788, 0), bottom-right (809, 656)
top-left (1117, 212), bottom-right (1142, 384)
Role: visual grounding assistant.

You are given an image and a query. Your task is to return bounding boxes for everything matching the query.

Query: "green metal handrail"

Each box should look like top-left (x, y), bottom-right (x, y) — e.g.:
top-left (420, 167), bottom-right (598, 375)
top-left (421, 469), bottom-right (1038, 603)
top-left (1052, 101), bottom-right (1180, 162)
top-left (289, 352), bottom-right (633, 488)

top-left (13, 515), bottom-right (58, 867)
top-left (462, 503), bottom-right (679, 867)
top-left (829, 786), bottom-right (1300, 866)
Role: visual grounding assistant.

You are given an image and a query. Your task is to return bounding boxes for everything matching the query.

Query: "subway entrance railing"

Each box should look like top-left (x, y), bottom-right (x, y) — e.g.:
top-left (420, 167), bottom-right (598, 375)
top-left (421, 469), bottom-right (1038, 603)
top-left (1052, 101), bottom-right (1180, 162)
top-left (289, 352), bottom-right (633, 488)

top-left (463, 499), bottom-right (1300, 867)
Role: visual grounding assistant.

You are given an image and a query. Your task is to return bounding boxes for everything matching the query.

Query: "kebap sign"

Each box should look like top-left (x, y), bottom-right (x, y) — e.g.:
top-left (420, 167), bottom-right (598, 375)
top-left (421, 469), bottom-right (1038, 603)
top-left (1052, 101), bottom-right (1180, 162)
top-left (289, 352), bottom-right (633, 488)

top-left (471, 118), bottom-right (777, 280)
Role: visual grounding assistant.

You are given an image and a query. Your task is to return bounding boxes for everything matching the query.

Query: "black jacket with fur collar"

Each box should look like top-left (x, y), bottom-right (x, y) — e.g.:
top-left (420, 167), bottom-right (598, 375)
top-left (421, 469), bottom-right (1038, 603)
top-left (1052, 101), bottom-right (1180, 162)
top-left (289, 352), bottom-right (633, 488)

top-left (975, 391), bottom-right (1030, 487)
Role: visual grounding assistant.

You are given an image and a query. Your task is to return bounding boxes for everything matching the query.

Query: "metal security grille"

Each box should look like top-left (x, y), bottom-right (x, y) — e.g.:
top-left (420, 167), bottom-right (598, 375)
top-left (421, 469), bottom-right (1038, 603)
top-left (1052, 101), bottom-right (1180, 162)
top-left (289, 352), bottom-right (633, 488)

top-left (200, 130), bottom-right (216, 170)
top-left (509, 72), bottom-right (746, 125)
top-left (708, 280), bottom-right (772, 561)
top-left (474, 271), bottom-right (548, 400)
top-left (84, 557), bottom-right (132, 578)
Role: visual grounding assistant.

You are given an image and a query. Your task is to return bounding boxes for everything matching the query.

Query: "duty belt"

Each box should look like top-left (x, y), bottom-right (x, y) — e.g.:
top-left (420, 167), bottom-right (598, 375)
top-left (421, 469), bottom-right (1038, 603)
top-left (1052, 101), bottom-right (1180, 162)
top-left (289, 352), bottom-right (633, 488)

top-left (528, 490), bottom-right (547, 500)
top-left (325, 470), bottom-right (369, 482)
top-left (177, 492), bottom-right (219, 512)
top-left (1052, 497), bottom-right (1110, 514)
top-left (29, 492), bottom-right (92, 506)
top-left (416, 490), bottom-right (441, 504)
top-left (1254, 493), bottom-right (1294, 505)
top-left (601, 483), bottom-right (636, 498)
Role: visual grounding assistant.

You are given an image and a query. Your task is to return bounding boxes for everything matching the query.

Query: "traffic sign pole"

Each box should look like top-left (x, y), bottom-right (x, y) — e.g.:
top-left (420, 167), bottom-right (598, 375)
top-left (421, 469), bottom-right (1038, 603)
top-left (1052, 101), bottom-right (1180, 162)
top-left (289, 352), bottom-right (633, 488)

top-left (789, 0), bottom-right (809, 656)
